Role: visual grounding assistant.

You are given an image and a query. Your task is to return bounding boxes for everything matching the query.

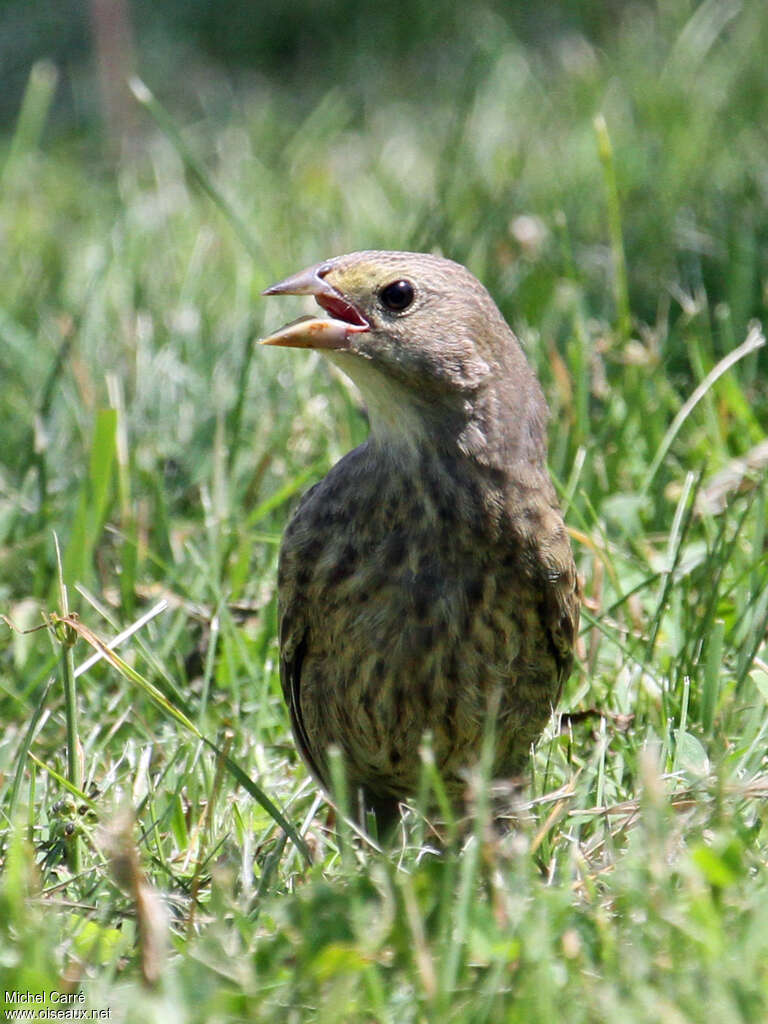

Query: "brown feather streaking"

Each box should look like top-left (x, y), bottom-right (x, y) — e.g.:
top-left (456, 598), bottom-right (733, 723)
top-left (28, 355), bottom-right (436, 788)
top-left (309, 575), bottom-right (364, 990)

top-left (262, 251), bottom-right (579, 829)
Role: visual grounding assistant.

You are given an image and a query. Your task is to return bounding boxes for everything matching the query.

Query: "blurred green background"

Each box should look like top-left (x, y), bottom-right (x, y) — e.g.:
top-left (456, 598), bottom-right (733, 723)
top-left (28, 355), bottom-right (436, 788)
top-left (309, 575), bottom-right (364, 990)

top-left (2, 4), bottom-right (768, 1019)
top-left (3, 0), bottom-right (767, 336)
top-left (1, 1), bottom-right (633, 128)
top-left (2, 0), bottom-right (767, 675)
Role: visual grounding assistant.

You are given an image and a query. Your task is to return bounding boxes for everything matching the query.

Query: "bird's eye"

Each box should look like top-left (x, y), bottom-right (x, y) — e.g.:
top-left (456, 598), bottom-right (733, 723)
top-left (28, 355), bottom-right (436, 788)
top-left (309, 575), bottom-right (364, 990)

top-left (379, 279), bottom-right (414, 312)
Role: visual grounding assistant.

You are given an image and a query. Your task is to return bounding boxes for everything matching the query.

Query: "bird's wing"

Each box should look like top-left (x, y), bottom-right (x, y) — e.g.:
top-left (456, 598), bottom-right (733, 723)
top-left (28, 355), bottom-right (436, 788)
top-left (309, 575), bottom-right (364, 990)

top-left (539, 535), bottom-right (580, 701)
top-left (277, 486), bottom-right (330, 791)
top-left (505, 472), bottom-right (580, 699)
top-left (547, 580), bottom-right (580, 694)
top-left (279, 621), bottom-right (327, 787)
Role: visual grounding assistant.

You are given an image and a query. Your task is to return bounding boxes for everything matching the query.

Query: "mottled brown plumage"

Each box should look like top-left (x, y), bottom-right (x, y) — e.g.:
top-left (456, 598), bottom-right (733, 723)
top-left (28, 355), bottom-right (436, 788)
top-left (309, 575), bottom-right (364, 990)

top-left (261, 251), bottom-right (579, 827)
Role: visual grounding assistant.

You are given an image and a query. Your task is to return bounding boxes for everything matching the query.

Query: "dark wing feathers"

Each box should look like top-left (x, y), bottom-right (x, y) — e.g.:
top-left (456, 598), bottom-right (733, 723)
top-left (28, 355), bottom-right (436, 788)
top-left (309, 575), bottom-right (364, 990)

top-left (279, 627), bottom-right (328, 788)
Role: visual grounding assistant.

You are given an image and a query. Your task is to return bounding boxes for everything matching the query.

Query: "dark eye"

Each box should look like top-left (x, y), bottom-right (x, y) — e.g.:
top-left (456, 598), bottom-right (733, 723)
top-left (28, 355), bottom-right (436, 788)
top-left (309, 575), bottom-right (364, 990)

top-left (380, 279), bottom-right (414, 312)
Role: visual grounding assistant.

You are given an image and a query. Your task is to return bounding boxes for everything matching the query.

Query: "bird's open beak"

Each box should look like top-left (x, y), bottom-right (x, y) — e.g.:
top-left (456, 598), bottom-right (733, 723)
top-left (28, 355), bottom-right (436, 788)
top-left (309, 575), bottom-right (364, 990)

top-left (260, 264), bottom-right (369, 350)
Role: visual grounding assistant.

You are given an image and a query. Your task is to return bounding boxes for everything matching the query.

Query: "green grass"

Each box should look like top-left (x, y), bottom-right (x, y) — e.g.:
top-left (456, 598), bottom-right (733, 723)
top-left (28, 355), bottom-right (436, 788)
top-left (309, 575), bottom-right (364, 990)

top-left (1, 3), bottom-right (768, 1021)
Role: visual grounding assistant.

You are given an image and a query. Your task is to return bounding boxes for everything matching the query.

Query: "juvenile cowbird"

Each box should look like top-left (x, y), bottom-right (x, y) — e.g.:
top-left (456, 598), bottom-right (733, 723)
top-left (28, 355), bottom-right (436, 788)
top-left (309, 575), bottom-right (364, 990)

top-left (261, 251), bottom-right (579, 828)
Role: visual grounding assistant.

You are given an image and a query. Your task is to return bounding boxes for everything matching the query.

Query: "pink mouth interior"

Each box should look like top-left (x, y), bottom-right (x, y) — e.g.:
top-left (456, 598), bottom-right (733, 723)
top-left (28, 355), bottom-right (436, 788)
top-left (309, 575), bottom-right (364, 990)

top-left (316, 293), bottom-right (369, 328)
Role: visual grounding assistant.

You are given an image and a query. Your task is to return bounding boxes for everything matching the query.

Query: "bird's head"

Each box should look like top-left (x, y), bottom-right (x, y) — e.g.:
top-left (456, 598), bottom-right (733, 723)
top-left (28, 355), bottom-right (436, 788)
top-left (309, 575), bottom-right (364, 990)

top-left (261, 250), bottom-right (547, 464)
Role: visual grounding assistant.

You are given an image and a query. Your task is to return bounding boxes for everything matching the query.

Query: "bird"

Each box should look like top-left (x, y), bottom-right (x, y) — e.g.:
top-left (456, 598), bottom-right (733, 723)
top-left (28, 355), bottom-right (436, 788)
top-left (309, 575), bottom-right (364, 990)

top-left (261, 250), bottom-right (579, 830)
